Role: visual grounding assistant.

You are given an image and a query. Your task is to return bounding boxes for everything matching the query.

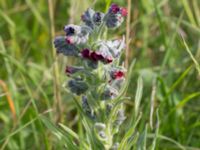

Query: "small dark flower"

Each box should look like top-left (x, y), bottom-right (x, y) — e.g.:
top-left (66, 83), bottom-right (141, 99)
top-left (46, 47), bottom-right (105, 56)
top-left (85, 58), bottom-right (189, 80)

top-left (63, 25), bottom-right (89, 44)
top-left (81, 48), bottom-right (90, 59)
top-left (64, 26), bottom-right (75, 36)
top-left (81, 49), bottom-right (105, 63)
top-left (120, 7), bottom-right (128, 17)
top-left (104, 57), bottom-right (113, 64)
top-left (65, 36), bottom-right (73, 44)
top-left (113, 71), bottom-right (124, 79)
top-left (90, 52), bottom-right (104, 62)
top-left (65, 66), bottom-right (83, 75)
top-left (110, 68), bottom-right (125, 81)
top-left (65, 66), bottom-right (73, 74)
top-left (109, 4), bottom-right (120, 14)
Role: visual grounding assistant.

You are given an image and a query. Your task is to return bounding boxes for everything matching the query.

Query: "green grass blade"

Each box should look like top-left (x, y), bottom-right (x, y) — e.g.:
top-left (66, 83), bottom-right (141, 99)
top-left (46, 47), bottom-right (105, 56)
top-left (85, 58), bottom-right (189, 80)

top-left (135, 77), bottom-right (143, 118)
top-left (182, 37), bottom-right (200, 75)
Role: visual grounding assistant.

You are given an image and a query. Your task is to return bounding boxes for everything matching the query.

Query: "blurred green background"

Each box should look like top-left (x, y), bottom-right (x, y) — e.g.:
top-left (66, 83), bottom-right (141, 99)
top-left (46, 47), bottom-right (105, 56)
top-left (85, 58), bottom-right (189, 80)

top-left (0, 0), bottom-right (200, 149)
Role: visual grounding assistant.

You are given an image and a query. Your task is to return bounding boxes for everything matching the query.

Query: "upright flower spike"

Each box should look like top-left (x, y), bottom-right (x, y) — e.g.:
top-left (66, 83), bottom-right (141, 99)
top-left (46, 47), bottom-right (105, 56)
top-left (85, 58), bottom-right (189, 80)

top-left (54, 3), bottom-right (129, 149)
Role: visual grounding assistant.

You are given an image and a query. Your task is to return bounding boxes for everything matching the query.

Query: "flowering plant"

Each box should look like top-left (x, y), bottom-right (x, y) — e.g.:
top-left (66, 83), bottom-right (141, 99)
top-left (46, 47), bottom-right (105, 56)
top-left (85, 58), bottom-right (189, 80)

top-left (46, 3), bottom-right (157, 150)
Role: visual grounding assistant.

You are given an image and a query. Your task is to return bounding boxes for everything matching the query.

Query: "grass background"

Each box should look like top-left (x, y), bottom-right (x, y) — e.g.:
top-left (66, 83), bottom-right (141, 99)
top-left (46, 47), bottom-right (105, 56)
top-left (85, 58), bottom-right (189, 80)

top-left (0, 0), bottom-right (200, 149)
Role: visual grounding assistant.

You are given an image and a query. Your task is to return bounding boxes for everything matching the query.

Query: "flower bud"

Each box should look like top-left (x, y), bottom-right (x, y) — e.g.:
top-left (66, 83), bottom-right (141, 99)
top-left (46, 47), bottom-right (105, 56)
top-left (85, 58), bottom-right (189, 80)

top-left (93, 12), bottom-right (104, 26)
top-left (64, 26), bottom-right (75, 36)
top-left (98, 131), bottom-right (107, 139)
top-left (65, 66), bottom-right (84, 75)
top-left (81, 8), bottom-right (95, 29)
top-left (105, 4), bottom-right (126, 28)
top-left (111, 143), bottom-right (119, 150)
top-left (102, 86), bottom-right (118, 100)
top-left (109, 4), bottom-right (120, 14)
top-left (64, 24), bottom-right (80, 36)
top-left (68, 80), bottom-right (88, 95)
top-left (94, 122), bottom-right (106, 131)
top-left (114, 109), bottom-right (126, 126)
top-left (54, 36), bottom-right (79, 56)
top-left (120, 7), bottom-right (128, 17)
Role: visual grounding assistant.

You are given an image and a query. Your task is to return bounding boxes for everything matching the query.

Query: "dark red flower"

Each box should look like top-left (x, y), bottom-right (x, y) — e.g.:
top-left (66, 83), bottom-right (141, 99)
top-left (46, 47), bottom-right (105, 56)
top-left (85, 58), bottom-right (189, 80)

top-left (90, 52), bottom-right (104, 61)
top-left (110, 4), bottom-right (120, 14)
top-left (113, 71), bottom-right (124, 79)
top-left (65, 66), bottom-right (73, 75)
top-left (120, 7), bottom-right (128, 17)
top-left (64, 26), bottom-right (75, 36)
top-left (81, 49), bottom-right (90, 59)
top-left (65, 37), bottom-right (73, 44)
top-left (104, 57), bottom-right (113, 64)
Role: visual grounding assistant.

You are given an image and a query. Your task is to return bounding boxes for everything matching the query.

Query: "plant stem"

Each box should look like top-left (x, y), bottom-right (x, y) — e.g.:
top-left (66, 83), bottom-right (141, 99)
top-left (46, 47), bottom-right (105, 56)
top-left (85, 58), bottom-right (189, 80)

top-left (125, 0), bottom-right (131, 69)
top-left (48, 0), bottom-right (62, 122)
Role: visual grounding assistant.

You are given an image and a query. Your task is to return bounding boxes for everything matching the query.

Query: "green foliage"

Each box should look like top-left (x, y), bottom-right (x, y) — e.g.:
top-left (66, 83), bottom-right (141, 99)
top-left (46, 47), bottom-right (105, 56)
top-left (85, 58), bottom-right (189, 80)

top-left (0, 0), bottom-right (200, 150)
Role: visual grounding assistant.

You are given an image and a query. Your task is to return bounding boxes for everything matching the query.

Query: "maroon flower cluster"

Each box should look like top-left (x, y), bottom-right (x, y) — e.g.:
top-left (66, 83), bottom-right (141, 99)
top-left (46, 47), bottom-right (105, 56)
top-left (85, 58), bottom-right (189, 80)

top-left (81, 49), bottom-right (112, 64)
top-left (109, 4), bottom-right (128, 17)
top-left (113, 70), bottom-right (124, 79)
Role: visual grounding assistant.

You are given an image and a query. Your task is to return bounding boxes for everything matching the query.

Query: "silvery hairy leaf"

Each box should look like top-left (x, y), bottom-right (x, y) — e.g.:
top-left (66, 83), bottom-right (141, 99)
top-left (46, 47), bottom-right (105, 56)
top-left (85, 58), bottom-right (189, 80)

top-left (114, 109), bottom-right (126, 126)
top-left (81, 8), bottom-right (96, 29)
top-left (94, 123), bottom-right (106, 131)
top-left (64, 24), bottom-right (90, 44)
top-left (82, 96), bottom-right (95, 119)
top-left (111, 78), bottom-right (125, 90)
top-left (101, 86), bottom-right (119, 100)
top-left (98, 36), bottom-right (125, 59)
